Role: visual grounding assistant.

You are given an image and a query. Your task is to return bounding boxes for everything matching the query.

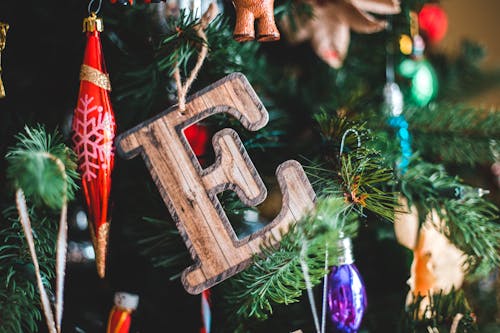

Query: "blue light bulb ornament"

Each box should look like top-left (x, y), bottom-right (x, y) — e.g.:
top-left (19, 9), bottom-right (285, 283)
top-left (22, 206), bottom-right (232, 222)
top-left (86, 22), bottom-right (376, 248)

top-left (327, 238), bottom-right (367, 333)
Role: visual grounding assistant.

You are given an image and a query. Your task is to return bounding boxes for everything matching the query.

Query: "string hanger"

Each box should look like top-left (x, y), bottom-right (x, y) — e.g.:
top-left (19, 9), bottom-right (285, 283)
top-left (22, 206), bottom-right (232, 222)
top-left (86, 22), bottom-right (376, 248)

top-left (173, 2), bottom-right (218, 114)
top-left (88, 0), bottom-right (103, 15)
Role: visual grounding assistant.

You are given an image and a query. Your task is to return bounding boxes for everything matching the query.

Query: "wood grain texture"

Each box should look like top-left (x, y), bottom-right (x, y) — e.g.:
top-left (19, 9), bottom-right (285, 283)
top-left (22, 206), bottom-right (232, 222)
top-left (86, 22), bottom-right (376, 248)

top-left (116, 73), bottom-right (315, 294)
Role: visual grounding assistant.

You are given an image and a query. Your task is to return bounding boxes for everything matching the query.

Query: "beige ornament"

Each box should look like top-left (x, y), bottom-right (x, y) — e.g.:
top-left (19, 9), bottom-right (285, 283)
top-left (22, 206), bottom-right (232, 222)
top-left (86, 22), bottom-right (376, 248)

top-left (394, 197), bottom-right (467, 315)
top-left (116, 73), bottom-right (316, 295)
top-left (281, 0), bottom-right (400, 68)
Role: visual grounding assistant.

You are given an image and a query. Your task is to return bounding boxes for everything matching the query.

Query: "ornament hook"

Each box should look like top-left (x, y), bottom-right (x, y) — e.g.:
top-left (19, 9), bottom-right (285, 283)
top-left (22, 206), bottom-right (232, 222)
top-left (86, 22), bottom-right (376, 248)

top-left (339, 128), bottom-right (361, 156)
top-left (88, 0), bottom-right (103, 15)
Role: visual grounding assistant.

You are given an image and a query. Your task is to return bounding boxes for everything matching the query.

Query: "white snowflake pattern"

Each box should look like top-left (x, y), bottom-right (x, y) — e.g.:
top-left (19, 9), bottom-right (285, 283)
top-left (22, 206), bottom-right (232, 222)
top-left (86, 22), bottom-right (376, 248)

top-left (72, 94), bottom-right (115, 182)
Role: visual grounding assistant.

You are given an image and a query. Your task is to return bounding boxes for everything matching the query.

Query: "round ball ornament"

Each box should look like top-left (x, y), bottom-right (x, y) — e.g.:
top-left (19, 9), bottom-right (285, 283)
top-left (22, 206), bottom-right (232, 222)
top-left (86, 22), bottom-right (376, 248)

top-left (418, 4), bottom-right (448, 44)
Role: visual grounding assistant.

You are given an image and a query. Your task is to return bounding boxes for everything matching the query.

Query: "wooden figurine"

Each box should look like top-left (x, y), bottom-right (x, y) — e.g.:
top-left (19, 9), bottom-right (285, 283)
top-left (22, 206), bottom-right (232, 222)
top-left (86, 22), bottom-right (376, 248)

top-left (233, 0), bottom-right (280, 42)
top-left (116, 73), bottom-right (315, 294)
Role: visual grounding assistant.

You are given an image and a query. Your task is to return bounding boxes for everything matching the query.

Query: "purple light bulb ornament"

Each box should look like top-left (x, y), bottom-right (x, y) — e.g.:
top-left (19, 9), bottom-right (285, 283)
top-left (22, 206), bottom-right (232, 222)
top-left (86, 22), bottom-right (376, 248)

top-left (327, 237), bottom-right (367, 333)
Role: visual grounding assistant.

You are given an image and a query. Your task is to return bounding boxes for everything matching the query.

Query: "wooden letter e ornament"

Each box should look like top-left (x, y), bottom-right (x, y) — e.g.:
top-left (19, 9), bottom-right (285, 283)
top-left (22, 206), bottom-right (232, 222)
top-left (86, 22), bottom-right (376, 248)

top-left (116, 73), bottom-right (316, 294)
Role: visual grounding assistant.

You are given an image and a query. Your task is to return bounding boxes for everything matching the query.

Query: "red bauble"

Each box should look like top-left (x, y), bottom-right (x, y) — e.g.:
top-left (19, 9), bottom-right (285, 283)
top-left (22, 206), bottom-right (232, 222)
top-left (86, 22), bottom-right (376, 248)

top-left (419, 4), bottom-right (448, 44)
top-left (72, 15), bottom-right (115, 278)
top-left (184, 124), bottom-right (209, 159)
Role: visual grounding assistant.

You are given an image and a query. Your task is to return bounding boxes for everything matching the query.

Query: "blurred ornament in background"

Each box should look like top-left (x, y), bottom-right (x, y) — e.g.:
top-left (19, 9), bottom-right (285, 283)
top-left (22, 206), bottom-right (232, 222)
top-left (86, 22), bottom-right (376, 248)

top-left (107, 292), bottom-right (139, 333)
top-left (411, 34), bottom-right (425, 58)
top-left (398, 58), bottom-right (438, 106)
top-left (383, 81), bottom-right (404, 117)
top-left (418, 4), bottom-right (448, 45)
top-left (200, 289), bottom-right (211, 333)
top-left (492, 162), bottom-right (500, 188)
top-left (67, 241), bottom-right (96, 264)
top-left (280, 0), bottom-right (400, 68)
top-left (388, 115), bottom-right (412, 172)
top-left (110, 0), bottom-right (134, 5)
top-left (145, 0), bottom-right (222, 36)
top-left (327, 237), bottom-right (367, 333)
top-left (184, 123), bottom-right (209, 164)
top-left (75, 209), bottom-right (90, 231)
top-left (394, 197), bottom-right (466, 317)
top-left (397, 9), bottom-right (438, 107)
top-left (399, 34), bottom-right (413, 55)
top-left (0, 22), bottom-right (9, 98)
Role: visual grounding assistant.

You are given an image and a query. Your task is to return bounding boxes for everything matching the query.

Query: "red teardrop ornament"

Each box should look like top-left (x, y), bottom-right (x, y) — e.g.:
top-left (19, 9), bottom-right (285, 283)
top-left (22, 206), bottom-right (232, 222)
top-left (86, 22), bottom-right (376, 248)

top-left (72, 14), bottom-right (115, 278)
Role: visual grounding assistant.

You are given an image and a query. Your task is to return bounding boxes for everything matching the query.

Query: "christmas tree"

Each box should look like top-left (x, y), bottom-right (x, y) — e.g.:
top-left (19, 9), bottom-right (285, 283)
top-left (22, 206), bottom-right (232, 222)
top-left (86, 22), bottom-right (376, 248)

top-left (0, 0), bottom-right (499, 332)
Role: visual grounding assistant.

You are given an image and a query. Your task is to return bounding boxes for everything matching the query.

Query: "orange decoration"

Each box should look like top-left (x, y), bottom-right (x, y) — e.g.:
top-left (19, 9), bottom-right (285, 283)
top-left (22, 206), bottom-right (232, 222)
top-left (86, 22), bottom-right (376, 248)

top-left (107, 292), bottom-right (139, 333)
top-left (411, 230), bottom-right (436, 297)
top-left (394, 197), bottom-right (466, 316)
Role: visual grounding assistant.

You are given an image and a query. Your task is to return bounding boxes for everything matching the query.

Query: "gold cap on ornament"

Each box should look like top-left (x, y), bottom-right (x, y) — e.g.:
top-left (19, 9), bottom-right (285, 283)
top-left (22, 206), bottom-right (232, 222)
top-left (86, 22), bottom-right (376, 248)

top-left (83, 12), bottom-right (103, 33)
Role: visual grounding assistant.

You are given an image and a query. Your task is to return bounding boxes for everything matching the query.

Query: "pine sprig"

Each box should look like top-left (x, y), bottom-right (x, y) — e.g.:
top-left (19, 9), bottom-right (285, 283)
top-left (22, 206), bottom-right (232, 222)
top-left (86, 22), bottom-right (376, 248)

top-left (226, 198), bottom-right (357, 321)
top-left (401, 160), bottom-right (500, 270)
top-left (401, 290), bottom-right (479, 333)
top-left (5, 126), bottom-right (78, 210)
top-left (154, 10), bottom-right (210, 77)
top-left (340, 148), bottom-right (398, 221)
top-left (306, 148), bottom-right (397, 222)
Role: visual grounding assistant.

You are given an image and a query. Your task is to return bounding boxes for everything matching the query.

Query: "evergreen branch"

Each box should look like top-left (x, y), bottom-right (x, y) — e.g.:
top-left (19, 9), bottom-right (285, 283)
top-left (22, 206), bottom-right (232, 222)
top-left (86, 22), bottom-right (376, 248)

top-left (340, 148), bottom-right (398, 221)
top-left (0, 207), bottom-right (56, 333)
top-left (226, 198), bottom-right (357, 321)
top-left (305, 148), bottom-right (398, 222)
top-left (313, 109), bottom-right (371, 157)
top-left (431, 40), bottom-right (500, 101)
top-left (401, 289), bottom-right (479, 333)
top-left (137, 217), bottom-right (189, 275)
top-left (136, 192), bottom-right (253, 275)
top-left (405, 104), bottom-right (500, 165)
top-left (401, 160), bottom-right (500, 270)
top-left (5, 125), bottom-right (78, 210)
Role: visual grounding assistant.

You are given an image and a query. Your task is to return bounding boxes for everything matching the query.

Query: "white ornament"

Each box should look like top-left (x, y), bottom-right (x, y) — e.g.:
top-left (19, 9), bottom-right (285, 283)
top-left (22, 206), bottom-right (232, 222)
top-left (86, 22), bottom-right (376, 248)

top-left (383, 82), bottom-right (404, 116)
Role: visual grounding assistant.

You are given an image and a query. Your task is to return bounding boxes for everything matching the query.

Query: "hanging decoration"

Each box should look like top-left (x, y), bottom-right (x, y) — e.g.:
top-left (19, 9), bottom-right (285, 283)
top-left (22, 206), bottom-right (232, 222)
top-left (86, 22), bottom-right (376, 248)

top-left (418, 4), bottom-right (448, 45)
top-left (200, 289), bottom-right (212, 333)
top-left (384, 16), bottom-right (411, 173)
top-left (116, 71), bottom-right (316, 294)
top-left (0, 22), bottom-right (9, 98)
top-left (72, 4), bottom-right (116, 278)
top-left (280, 0), bottom-right (400, 68)
top-left (115, 3), bottom-right (315, 296)
top-left (233, 0), bottom-right (280, 42)
top-left (107, 292), bottom-right (139, 333)
top-left (398, 58), bottom-right (438, 106)
top-left (394, 197), bottom-right (467, 316)
top-left (398, 10), bottom-right (438, 106)
top-left (327, 237), bottom-right (367, 333)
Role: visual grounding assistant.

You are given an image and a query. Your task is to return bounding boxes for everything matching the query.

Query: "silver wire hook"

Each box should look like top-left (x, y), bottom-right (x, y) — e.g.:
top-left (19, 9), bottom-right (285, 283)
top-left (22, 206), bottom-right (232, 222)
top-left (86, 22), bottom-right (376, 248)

top-left (88, 0), bottom-right (103, 15)
top-left (339, 128), bottom-right (361, 156)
